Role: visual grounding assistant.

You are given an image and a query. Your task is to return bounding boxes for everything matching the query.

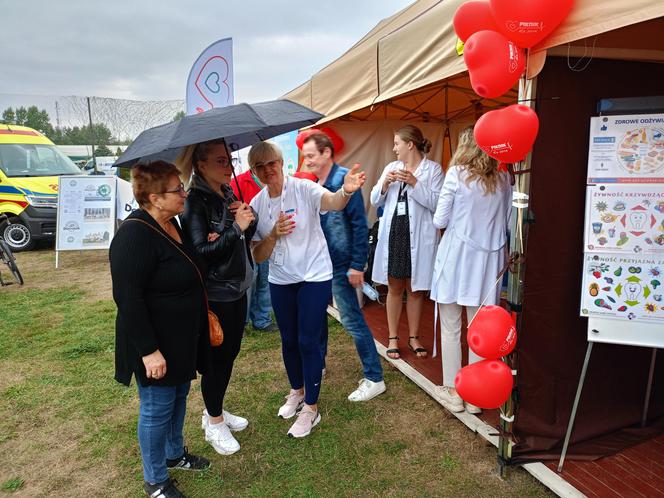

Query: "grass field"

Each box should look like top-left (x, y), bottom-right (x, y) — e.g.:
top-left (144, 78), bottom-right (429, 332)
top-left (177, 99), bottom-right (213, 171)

top-left (0, 248), bottom-right (552, 497)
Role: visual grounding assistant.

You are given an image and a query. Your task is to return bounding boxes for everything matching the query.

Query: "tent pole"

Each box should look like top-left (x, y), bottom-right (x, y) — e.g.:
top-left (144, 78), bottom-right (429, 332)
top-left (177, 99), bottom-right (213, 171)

top-left (498, 74), bottom-right (538, 478)
top-left (641, 348), bottom-right (657, 427)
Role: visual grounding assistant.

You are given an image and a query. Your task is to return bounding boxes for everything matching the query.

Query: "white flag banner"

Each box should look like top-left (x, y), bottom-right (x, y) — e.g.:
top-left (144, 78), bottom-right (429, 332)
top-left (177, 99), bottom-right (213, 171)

top-left (186, 38), bottom-right (234, 115)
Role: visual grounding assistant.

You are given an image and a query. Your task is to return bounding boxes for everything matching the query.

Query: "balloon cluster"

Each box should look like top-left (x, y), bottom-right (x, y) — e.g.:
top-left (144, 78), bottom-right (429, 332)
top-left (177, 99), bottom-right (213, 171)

top-left (454, 0), bottom-right (573, 165)
top-left (454, 305), bottom-right (517, 409)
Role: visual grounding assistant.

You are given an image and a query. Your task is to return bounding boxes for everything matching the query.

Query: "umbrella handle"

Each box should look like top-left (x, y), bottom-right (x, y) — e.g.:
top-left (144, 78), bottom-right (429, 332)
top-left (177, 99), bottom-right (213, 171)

top-left (224, 141), bottom-right (245, 204)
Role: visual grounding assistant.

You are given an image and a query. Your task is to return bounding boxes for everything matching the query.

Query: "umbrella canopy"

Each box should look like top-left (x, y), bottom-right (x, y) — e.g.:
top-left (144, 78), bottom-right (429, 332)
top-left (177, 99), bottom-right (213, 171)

top-left (115, 99), bottom-right (324, 168)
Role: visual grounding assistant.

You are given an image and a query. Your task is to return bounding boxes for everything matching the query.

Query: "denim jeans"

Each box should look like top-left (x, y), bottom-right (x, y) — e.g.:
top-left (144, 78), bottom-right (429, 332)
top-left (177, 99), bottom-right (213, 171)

top-left (329, 266), bottom-right (383, 383)
top-left (136, 381), bottom-right (190, 484)
top-left (247, 260), bottom-right (272, 329)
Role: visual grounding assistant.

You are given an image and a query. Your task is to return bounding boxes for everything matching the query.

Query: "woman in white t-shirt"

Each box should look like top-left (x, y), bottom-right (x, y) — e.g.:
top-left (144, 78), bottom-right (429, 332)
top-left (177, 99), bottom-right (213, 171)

top-left (249, 141), bottom-right (366, 439)
top-left (430, 126), bottom-right (512, 414)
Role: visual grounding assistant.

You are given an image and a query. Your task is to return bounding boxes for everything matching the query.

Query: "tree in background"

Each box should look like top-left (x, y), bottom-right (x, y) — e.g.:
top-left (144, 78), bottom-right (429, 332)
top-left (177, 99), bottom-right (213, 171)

top-left (1, 106), bottom-right (54, 137)
top-left (115, 147), bottom-right (124, 156)
top-left (172, 110), bottom-right (186, 122)
top-left (95, 144), bottom-right (113, 156)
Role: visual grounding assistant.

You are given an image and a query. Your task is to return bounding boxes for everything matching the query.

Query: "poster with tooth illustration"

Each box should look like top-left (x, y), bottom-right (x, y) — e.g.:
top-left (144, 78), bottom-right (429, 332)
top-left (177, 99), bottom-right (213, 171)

top-left (584, 184), bottom-right (664, 255)
top-left (580, 253), bottom-right (664, 322)
top-left (587, 114), bottom-right (664, 183)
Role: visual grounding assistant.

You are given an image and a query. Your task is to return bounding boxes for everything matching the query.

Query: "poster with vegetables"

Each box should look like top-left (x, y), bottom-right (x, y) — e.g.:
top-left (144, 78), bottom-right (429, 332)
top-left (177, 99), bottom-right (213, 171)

top-left (580, 253), bottom-right (664, 322)
top-left (587, 114), bottom-right (664, 183)
top-left (584, 184), bottom-right (664, 255)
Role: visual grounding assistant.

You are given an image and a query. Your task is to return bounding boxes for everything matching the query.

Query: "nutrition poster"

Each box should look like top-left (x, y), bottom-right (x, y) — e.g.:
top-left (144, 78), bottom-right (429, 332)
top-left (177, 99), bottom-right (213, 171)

top-left (587, 113), bottom-right (664, 183)
top-left (584, 184), bottom-right (664, 254)
top-left (580, 253), bottom-right (664, 323)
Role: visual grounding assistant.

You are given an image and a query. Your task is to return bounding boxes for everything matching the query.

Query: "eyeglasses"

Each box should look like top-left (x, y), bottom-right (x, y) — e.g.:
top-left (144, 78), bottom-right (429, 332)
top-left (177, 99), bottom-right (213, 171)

top-left (162, 182), bottom-right (187, 196)
top-left (216, 157), bottom-right (239, 168)
top-left (253, 159), bottom-right (282, 170)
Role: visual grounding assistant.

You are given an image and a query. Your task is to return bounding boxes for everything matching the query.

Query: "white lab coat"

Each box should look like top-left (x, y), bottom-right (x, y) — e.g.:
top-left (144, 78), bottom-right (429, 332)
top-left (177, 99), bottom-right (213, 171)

top-left (430, 166), bottom-right (512, 306)
top-left (370, 158), bottom-right (444, 291)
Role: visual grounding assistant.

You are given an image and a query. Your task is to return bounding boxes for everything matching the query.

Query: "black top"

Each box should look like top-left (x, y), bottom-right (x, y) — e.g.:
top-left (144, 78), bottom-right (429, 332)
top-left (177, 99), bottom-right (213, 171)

top-left (109, 209), bottom-right (206, 387)
top-left (181, 175), bottom-right (257, 302)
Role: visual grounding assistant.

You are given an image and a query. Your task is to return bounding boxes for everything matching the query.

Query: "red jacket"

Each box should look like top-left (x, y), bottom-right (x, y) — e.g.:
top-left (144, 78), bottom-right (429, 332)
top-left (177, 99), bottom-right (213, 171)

top-left (231, 170), bottom-right (263, 203)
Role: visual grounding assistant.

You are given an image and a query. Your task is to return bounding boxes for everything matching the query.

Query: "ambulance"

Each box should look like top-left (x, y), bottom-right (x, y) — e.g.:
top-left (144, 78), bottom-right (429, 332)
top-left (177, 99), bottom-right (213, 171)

top-left (0, 124), bottom-right (80, 251)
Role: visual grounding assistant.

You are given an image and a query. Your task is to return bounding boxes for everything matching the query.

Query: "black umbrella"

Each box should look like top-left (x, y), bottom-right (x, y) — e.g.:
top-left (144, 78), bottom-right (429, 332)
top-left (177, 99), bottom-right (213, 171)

top-left (115, 99), bottom-right (323, 168)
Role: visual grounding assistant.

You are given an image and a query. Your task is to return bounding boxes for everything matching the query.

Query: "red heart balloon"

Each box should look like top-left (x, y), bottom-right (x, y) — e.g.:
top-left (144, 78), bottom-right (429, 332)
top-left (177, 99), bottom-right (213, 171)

top-left (463, 30), bottom-right (524, 98)
top-left (293, 171), bottom-right (318, 182)
top-left (319, 127), bottom-right (345, 155)
top-left (455, 359), bottom-right (513, 409)
top-left (490, 0), bottom-right (574, 48)
top-left (295, 129), bottom-right (320, 150)
top-left (467, 305), bottom-right (517, 360)
top-left (453, 1), bottom-right (499, 43)
top-left (474, 104), bottom-right (539, 163)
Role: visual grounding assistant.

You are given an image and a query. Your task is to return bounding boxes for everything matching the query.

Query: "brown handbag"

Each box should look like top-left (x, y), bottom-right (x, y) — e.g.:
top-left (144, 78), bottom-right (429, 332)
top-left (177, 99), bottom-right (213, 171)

top-left (124, 218), bottom-right (224, 346)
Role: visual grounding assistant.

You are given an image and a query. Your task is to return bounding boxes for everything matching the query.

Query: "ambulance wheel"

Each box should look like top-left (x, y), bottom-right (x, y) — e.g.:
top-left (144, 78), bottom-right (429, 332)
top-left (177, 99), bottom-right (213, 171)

top-left (1, 217), bottom-right (34, 252)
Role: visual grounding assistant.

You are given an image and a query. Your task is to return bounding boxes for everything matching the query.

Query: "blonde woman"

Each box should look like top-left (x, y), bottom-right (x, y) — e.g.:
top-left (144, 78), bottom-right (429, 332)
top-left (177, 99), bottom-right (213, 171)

top-left (370, 125), bottom-right (444, 360)
top-left (431, 127), bottom-right (512, 414)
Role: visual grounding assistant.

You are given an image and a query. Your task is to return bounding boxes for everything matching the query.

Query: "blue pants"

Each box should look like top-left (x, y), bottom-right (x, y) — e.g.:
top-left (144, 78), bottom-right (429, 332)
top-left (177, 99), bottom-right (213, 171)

top-left (270, 280), bottom-right (332, 405)
top-left (321, 266), bottom-right (383, 382)
top-left (247, 260), bottom-right (273, 329)
top-left (136, 381), bottom-right (190, 484)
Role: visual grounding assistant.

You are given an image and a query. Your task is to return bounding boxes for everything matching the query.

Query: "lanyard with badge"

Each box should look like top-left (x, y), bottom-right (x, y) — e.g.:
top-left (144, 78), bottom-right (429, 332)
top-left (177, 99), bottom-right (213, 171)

top-left (396, 167), bottom-right (408, 217)
top-left (268, 176), bottom-right (288, 266)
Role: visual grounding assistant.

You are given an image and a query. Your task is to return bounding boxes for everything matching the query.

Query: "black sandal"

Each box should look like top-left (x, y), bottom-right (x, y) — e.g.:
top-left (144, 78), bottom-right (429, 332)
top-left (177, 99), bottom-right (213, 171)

top-left (408, 336), bottom-right (428, 358)
top-left (386, 336), bottom-right (400, 359)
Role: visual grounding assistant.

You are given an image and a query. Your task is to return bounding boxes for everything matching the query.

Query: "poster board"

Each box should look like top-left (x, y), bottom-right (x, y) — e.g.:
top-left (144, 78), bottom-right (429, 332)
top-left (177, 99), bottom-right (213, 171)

top-left (587, 113), bottom-right (664, 183)
top-left (583, 113), bottom-right (664, 348)
top-left (56, 175), bottom-right (116, 251)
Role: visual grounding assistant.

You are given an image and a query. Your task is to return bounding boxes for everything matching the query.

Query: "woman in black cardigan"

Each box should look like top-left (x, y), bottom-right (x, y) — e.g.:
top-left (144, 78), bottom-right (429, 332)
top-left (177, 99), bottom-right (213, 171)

top-left (110, 161), bottom-right (209, 498)
top-left (179, 139), bottom-right (257, 456)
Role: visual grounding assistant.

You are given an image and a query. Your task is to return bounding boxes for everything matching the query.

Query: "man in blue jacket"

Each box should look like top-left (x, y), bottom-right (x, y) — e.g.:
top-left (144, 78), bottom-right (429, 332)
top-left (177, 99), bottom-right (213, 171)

top-left (302, 132), bottom-right (386, 402)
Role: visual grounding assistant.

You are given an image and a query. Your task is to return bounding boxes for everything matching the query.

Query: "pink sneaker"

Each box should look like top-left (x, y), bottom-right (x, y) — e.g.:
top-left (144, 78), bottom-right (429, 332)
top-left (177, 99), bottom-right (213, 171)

top-left (278, 389), bottom-right (305, 419)
top-left (287, 405), bottom-right (321, 438)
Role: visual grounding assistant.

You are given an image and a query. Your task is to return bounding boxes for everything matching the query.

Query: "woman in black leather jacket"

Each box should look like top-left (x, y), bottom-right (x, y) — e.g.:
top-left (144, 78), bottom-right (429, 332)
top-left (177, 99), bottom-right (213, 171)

top-left (179, 139), bottom-right (257, 456)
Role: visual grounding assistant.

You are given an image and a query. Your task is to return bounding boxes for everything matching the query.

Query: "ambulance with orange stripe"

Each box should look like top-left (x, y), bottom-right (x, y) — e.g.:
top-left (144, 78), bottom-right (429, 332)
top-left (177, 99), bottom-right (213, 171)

top-left (0, 124), bottom-right (80, 251)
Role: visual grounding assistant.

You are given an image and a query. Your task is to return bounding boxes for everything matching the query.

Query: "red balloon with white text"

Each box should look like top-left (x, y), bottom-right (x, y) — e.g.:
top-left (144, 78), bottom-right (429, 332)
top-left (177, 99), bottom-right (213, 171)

top-left (490, 0), bottom-right (574, 48)
top-left (474, 104), bottom-right (539, 163)
top-left (463, 30), bottom-right (524, 98)
top-left (455, 360), bottom-right (513, 409)
top-left (467, 305), bottom-right (517, 360)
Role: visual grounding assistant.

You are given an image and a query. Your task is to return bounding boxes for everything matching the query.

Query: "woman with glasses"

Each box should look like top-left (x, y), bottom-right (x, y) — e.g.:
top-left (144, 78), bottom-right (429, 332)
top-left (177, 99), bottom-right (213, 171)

top-left (178, 139), bottom-right (257, 456)
top-left (110, 161), bottom-right (209, 498)
top-left (249, 141), bottom-right (366, 438)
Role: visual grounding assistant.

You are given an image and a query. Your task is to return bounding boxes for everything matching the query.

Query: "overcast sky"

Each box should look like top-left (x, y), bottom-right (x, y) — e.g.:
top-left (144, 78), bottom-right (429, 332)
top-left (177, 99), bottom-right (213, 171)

top-left (2, 0), bottom-right (413, 104)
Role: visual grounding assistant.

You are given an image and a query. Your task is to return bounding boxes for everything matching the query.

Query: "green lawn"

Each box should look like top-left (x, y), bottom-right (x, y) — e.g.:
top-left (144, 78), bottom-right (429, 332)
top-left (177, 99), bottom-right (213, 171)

top-left (0, 250), bottom-right (552, 497)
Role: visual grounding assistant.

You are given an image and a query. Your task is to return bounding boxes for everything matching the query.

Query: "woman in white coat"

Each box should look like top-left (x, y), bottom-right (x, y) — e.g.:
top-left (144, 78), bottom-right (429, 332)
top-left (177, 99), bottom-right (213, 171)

top-left (430, 127), bottom-right (512, 414)
top-left (370, 125), bottom-right (444, 359)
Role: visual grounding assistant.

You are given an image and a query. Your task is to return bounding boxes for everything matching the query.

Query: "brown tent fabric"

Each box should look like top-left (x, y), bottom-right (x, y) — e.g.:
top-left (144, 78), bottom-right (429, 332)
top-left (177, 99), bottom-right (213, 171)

top-left (511, 56), bottom-right (664, 463)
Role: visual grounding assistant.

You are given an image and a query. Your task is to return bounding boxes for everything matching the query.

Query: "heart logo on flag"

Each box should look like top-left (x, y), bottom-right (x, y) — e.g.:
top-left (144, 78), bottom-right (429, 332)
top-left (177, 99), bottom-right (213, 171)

top-left (474, 104), bottom-right (539, 163)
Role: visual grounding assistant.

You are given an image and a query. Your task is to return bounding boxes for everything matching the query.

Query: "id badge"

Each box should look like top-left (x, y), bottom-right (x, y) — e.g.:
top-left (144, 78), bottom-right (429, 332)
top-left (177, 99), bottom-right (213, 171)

top-left (396, 201), bottom-right (407, 216)
top-left (272, 246), bottom-right (285, 266)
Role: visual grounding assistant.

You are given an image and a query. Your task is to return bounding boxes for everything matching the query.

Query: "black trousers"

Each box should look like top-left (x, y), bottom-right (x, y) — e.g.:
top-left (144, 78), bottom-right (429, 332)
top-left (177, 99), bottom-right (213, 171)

top-left (201, 294), bottom-right (247, 417)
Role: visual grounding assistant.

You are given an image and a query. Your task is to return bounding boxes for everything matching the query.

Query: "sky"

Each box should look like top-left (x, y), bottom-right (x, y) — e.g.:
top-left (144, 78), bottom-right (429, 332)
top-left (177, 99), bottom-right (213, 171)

top-left (1, 0), bottom-right (413, 105)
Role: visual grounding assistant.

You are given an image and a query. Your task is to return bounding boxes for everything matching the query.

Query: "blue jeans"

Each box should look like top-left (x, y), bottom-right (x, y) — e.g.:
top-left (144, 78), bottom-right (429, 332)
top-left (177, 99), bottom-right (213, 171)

top-left (136, 381), bottom-right (190, 484)
top-left (270, 280), bottom-right (332, 405)
top-left (327, 266), bottom-right (383, 383)
top-left (247, 260), bottom-right (272, 329)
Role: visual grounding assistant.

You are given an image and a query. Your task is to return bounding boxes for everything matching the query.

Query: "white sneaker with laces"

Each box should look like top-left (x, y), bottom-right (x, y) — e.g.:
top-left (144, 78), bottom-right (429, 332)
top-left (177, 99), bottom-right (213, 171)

top-left (202, 409), bottom-right (248, 432)
top-left (437, 386), bottom-right (464, 413)
top-left (347, 379), bottom-right (386, 402)
top-left (278, 389), bottom-right (305, 419)
top-left (287, 405), bottom-right (321, 438)
top-left (464, 402), bottom-right (482, 415)
top-left (205, 421), bottom-right (240, 455)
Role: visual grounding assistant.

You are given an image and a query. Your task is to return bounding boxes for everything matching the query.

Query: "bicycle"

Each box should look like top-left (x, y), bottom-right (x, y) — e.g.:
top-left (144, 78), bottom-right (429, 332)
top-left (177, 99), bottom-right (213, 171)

top-left (0, 214), bottom-right (24, 286)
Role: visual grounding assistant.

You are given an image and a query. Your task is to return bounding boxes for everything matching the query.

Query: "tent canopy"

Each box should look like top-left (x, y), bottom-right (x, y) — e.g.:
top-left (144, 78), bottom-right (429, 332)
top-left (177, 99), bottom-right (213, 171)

top-left (283, 0), bottom-right (664, 124)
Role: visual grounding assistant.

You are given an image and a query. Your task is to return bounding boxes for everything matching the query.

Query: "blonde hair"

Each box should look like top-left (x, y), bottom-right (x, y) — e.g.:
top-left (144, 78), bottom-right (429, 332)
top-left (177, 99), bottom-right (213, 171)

top-left (248, 141), bottom-right (283, 168)
top-left (175, 139), bottom-right (226, 187)
top-left (450, 126), bottom-right (501, 195)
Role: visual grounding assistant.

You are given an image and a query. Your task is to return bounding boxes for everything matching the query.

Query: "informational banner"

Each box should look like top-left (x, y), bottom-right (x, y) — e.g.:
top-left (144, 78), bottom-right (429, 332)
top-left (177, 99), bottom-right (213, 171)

top-left (186, 38), bottom-right (234, 115)
top-left (587, 113), bottom-right (664, 183)
top-left (56, 175), bottom-right (116, 251)
top-left (580, 252), bottom-right (664, 323)
top-left (584, 184), bottom-right (664, 254)
top-left (270, 131), bottom-right (299, 177)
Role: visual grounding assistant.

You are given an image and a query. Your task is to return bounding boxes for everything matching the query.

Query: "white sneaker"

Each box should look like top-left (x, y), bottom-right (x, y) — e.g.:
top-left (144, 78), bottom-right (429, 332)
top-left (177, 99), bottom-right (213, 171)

top-left (278, 389), bottom-right (305, 419)
top-left (465, 402), bottom-right (482, 415)
top-left (437, 386), bottom-right (464, 413)
top-left (205, 421), bottom-right (240, 455)
top-left (347, 379), bottom-right (386, 402)
top-left (287, 405), bottom-right (321, 438)
top-left (202, 409), bottom-right (248, 432)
